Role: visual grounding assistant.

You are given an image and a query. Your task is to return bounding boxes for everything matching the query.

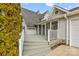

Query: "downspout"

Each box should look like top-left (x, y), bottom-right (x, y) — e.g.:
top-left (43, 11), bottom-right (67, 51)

top-left (64, 14), bottom-right (71, 46)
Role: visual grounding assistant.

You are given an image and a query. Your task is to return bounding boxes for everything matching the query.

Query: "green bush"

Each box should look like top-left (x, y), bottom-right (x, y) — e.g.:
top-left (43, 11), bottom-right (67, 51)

top-left (0, 3), bottom-right (22, 56)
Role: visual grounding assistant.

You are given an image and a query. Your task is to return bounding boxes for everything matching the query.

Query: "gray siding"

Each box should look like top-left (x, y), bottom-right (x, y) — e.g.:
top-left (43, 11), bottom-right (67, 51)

top-left (57, 19), bottom-right (66, 40)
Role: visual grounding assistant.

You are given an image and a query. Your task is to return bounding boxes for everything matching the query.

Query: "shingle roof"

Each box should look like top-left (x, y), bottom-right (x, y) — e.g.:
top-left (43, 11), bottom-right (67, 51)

top-left (69, 6), bottom-right (79, 11)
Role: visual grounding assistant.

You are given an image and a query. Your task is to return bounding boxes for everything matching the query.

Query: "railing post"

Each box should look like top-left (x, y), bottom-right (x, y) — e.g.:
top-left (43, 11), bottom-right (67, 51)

top-left (45, 23), bottom-right (46, 36)
top-left (47, 22), bottom-right (52, 44)
top-left (48, 29), bottom-right (50, 45)
top-left (41, 25), bottom-right (43, 35)
top-left (50, 22), bottom-right (52, 30)
top-left (19, 27), bottom-right (24, 56)
top-left (19, 19), bottom-right (27, 56)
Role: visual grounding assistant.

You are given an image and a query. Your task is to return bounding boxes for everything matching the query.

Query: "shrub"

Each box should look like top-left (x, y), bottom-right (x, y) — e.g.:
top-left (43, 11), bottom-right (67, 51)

top-left (0, 3), bottom-right (22, 56)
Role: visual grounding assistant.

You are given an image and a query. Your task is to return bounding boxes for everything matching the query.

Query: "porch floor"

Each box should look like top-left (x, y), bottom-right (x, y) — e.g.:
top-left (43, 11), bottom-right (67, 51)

top-left (48, 45), bottom-right (79, 56)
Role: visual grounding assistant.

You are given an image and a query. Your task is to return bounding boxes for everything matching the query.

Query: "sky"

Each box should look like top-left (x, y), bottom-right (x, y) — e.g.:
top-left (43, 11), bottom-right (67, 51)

top-left (21, 3), bottom-right (79, 13)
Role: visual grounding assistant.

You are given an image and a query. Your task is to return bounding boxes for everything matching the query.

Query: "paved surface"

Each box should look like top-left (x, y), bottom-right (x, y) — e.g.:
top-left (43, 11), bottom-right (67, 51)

top-left (24, 29), bottom-right (47, 42)
top-left (48, 45), bottom-right (79, 56)
top-left (23, 28), bottom-right (50, 56)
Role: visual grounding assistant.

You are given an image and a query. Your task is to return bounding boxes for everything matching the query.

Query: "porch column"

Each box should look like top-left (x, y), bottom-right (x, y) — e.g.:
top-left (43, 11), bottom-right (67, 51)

top-left (41, 25), bottom-right (43, 35)
top-left (50, 22), bottom-right (52, 30)
top-left (37, 25), bottom-right (39, 35)
top-left (45, 23), bottom-right (46, 36)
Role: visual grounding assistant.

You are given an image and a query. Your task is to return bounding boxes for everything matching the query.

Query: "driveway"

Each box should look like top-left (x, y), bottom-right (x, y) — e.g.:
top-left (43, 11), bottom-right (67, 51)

top-left (48, 45), bottom-right (79, 56)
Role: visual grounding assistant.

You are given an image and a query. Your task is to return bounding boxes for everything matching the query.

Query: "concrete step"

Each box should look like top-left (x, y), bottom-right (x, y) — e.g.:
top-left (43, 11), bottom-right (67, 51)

top-left (23, 28), bottom-right (50, 56)
top-left (23, 47), bottom-right (50, 56)
top-left (24, 40), bottom-right (48, 43)
top-left (23, 45), bottom-right (50, 50)
top-left (28, 49), bottom-right (50, 56)
top-left (24, 42), bottom-right (48, 46)
top-left (25, 35), bottom-right (47, 41)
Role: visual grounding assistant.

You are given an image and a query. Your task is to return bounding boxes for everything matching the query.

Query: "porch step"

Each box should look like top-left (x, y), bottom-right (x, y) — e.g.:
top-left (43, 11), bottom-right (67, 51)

top-left (28, 49), bottom-right (50, 56)
top-left (24, 41), bottom-right (48, 46)
top-left (24, 40), bottom-right (48, 43)
top-left (23, 45), bottom-right (50, 50)
top-left (25, 35), bottom-right (47, 42)
top-left (23, 47), bottom-right (50, 56)
top-left (23, 28), bottom-right (50, 56)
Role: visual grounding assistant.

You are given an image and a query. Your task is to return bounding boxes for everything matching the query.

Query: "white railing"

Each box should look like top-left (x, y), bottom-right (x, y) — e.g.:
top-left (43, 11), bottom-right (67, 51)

top-left (48, 29), bottom-right (57, 42)
top-left (19, 28), bottom-right (24, 56)
top-left (19, 19), bottom-right (27, 56)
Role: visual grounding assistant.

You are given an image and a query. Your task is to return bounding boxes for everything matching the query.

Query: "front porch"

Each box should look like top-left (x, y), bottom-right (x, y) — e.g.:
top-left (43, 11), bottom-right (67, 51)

top-left (35, 21), bottom-right (59, 42)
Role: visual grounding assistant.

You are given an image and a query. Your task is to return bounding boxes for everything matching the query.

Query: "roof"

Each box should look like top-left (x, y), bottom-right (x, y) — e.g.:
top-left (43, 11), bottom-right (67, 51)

top-left (69, 6), bottom-right (79, 11)
top-left (37, 5), bottom-right (79, 25)
top-left (21, 8), bottom-right (36, 14)
top-left (53, 5), bottom-right (69, 13)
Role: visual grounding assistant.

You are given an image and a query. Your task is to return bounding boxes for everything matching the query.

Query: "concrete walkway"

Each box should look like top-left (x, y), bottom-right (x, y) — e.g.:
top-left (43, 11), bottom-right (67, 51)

top-left (24, 29), bottom-right (47, 42)
top-left (23, 28), bottom-right (50, 56)
top-left (48, 45), bottom-right (79, 56)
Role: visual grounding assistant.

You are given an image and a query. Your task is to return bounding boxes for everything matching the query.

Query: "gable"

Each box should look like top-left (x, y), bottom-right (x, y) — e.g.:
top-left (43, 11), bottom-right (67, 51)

top-left (54, 8), bottom-right (66, 15)
top-left (52, 5), bottom-right (69, 15)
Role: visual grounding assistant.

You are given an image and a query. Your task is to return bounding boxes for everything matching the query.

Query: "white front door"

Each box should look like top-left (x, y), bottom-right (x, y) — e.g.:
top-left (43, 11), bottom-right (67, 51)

top-left (71, 20), bottom-right (79, 48)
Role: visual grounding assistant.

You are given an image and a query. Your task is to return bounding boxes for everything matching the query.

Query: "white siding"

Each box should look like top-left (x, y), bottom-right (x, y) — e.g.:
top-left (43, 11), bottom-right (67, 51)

top-left (71, 20), bottom-right (79, 48)
top-left (57, 19), bottom-right (66, 40)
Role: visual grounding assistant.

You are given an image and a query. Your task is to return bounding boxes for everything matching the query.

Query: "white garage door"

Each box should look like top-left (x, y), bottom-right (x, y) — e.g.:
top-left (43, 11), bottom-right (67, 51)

top-left (71, 20), bottom-right (79, 48)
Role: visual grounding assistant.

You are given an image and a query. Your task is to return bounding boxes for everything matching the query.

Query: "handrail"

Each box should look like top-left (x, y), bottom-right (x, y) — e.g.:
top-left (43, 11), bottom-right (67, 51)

top-left (19, 19), bottom-right (27, 56)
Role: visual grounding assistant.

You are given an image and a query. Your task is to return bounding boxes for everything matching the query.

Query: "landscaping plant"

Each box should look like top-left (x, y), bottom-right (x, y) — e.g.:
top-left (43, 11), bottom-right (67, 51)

top-left (0, 3), bottom-right (22, 56)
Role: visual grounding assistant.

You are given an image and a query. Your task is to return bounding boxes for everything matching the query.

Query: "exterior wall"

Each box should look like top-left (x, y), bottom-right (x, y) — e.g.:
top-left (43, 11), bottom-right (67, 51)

top-left (71, 19), bottom-right (79, 47)
top-left (69, 14), bottom-right (79, 21)
top-left (57, 19), bottom-right (66, 40)
top-left (69, 14), bottom-right (79, 47)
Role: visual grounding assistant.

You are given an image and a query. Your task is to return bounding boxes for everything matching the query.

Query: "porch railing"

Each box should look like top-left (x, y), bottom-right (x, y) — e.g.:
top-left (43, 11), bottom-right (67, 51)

top-left (48, 29), bottom-right (57, 42)
top-left (19, 27), bottom-right (25, 56)
top-left (19, 19), bottom-right (27, 56)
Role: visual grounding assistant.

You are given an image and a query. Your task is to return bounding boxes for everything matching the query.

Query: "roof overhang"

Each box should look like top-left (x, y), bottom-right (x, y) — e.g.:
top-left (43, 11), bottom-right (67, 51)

top-left (54, 5), bottom-right (69, 13)
top-left (36, 8), bottom-right (79, 25)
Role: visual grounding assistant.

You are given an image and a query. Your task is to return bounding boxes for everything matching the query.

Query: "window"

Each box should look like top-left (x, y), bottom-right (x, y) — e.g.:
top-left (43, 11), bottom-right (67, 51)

top-left (55, 11), bottom-right (58, 14)
top-left (52, 21), bottom-right (58, 30)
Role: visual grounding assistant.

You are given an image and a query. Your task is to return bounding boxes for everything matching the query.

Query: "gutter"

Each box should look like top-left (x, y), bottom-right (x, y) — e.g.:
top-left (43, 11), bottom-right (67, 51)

top-left (64, 14), bottom-right (71, 46)
top-left (64, 14), bottom-right (69, 45)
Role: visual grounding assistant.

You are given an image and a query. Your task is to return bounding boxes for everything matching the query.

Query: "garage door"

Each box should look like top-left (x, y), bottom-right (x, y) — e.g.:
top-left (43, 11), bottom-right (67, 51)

top-left (71, 20), bottom-right (79, 48)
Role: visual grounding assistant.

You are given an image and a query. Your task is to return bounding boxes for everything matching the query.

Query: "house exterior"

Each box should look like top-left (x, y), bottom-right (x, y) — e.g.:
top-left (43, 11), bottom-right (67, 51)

top-left (35, 5), bottom-right (79, 48)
